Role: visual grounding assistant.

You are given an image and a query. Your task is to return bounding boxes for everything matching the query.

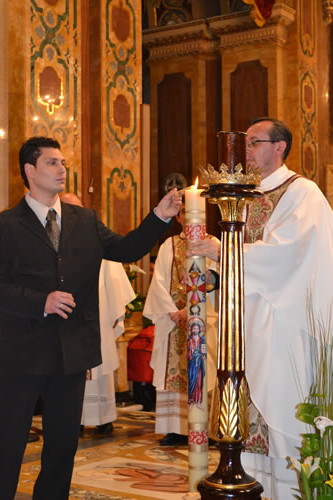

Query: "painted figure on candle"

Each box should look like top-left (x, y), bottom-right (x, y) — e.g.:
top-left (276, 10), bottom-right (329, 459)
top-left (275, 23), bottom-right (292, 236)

top-left (187, 318), bottom-right (206, 406)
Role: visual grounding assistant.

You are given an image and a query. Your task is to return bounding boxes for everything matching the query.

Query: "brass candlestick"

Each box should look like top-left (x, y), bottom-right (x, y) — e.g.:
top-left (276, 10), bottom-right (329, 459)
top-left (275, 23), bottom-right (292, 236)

top-left (197, 131), bottom-right (263, 499)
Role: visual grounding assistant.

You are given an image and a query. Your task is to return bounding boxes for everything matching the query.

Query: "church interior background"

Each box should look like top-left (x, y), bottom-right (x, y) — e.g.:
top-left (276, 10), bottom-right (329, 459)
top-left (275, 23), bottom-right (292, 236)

top-left (2, 0), bottom-right (333, 498)
top-left (2, 0), bottom-right (333, 245)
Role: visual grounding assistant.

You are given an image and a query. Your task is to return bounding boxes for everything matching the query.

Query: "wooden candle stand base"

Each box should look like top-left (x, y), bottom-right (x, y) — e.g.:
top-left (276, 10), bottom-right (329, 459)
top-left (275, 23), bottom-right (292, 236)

top-left (197, 440), bottom-right (263, 499)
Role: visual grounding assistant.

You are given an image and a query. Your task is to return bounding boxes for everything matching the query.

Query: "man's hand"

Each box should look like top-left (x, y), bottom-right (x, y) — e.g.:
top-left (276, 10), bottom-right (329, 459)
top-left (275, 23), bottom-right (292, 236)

top-left (155, 188), bottom-right (182, 220)
top-left (187, 238), bottom-right (220, 262)
top-left (44, 291), bottom-right (76, 319)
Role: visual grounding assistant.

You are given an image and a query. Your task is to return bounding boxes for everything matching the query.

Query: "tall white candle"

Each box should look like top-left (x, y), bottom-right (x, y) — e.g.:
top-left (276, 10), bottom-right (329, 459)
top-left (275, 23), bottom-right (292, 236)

top-left (185, 179), bottom-right (208, 492)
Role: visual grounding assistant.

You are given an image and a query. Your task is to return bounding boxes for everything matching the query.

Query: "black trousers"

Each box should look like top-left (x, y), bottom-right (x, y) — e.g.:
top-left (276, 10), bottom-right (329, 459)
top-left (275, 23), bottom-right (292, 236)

top-left (0, 370), bottom-right (86, 500)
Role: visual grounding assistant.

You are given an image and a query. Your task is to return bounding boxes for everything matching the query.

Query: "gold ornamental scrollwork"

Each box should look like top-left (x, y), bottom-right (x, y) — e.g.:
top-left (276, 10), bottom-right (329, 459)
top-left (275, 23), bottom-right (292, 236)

top-left (220, 378), bottom-right (238, 440)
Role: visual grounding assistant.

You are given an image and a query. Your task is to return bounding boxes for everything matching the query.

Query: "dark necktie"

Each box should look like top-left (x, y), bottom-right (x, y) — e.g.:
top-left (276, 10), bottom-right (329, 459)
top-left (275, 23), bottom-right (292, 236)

top-left (45, 209), bottom-right (60, 251)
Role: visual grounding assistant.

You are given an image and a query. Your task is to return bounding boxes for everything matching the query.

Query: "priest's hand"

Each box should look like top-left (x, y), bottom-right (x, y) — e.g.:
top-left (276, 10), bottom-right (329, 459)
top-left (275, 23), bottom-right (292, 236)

top-left (155, 188), bottom-right (182, 220)
top-left (206, 269), bottom-right (219, 292)
top-left (187, 238), bottom-right (220, 261)
top-left (169, 308), bottom-right (187, 329)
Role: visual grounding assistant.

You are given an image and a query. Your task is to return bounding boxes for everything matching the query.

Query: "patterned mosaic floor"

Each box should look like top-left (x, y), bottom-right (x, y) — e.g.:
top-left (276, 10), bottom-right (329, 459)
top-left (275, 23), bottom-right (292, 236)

top-left (16, 410), bottom-right (269, 500)
top-left (16, 410), bottom-right (204, 499)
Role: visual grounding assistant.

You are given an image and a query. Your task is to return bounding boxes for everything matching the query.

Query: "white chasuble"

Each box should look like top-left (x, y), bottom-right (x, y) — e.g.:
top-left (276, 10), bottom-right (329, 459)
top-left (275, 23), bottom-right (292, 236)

top-left (242, 165), bottom-right (333, 499)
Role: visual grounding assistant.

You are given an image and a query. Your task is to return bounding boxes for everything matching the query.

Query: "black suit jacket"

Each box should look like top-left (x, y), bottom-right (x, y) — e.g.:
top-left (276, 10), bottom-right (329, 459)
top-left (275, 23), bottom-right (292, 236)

top-left (0, 198), bottom-right (169, 375)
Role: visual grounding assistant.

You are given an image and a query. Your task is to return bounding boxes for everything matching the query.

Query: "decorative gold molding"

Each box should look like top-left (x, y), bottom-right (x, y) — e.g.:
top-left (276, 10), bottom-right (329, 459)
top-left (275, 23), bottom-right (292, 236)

top-left (218, 23), bottom-right (289, 48)
top-left (143, 2), bottom-right (296, 60)
top-left (204, 478), bottom-right (257, 490)
top-left (143, 19), bottom-right (219, 61)
top-left (210, 2), bottom-right (295, 49)
top-left (146, 39), bottom-right (218, 61)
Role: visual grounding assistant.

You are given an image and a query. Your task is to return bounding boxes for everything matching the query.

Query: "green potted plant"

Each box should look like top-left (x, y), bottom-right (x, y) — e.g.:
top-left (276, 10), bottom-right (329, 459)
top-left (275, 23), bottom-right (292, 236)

top-left (290, 306), bottom-right (333, 499)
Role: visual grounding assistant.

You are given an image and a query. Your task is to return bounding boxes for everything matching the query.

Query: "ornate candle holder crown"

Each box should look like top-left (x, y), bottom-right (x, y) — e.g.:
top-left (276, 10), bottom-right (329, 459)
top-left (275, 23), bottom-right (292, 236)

top-left (198, 163), bottom-right (261, 187)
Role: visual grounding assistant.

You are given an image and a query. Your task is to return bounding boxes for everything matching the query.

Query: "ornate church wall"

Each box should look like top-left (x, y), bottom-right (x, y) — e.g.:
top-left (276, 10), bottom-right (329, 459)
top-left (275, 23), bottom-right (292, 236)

top-left (6, 0), bottom-right (82, 207)
top-left (4, 0), bottom-right (142, 230)
top-left (144, 1), bottom-right (333, 205)
top-left (144, 21), bottom-right (221, 236)
top-left (101, 0), bottom-right (142, 233)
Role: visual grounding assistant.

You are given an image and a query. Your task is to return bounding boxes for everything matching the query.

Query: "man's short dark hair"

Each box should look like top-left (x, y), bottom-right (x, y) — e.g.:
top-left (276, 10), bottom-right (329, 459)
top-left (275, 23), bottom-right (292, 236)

top-left (19, 136), bottom-right (61, 188)
top-left (248, 117), bottom-right (292, 160)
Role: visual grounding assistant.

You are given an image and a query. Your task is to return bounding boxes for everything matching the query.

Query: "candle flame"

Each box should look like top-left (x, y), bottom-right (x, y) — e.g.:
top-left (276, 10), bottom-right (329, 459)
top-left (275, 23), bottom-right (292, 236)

top-left (194, 177), bottom-right (199, 189)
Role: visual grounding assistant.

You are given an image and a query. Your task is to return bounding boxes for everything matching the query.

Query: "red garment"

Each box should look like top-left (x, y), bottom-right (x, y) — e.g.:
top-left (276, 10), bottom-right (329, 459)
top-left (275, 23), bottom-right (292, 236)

top-left (243, 0), bottom-right (275, 27)
top-left (127, 326), bottom-right (154, 383)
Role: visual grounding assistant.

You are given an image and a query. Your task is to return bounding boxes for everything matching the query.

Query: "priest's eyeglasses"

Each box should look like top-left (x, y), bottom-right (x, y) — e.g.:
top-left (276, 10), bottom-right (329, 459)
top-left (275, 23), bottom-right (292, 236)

top-left (246, 139), bottom-right (280, 149)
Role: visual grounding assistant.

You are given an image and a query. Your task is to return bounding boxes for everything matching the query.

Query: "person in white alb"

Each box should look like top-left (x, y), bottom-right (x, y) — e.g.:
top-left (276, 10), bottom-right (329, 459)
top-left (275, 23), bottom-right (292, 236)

top-left (188, 118), bottom-right (333, 499)
top-left (60, 193), bottom-right (136, 435)
top-left (81, 259), bottom-right (135, 433)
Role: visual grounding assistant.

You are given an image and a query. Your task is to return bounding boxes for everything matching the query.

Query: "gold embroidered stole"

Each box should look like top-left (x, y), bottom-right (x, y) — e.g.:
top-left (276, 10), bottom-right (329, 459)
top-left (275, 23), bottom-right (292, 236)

top-left (164, 235), bottom-right (188, 392)
top-left (245, 174), bottom-right (300, 244)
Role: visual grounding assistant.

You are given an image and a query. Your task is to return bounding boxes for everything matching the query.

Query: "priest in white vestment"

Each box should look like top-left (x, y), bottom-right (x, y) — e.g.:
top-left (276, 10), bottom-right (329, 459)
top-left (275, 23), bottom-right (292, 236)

top-left (188, 118), bottom-right (333, 499)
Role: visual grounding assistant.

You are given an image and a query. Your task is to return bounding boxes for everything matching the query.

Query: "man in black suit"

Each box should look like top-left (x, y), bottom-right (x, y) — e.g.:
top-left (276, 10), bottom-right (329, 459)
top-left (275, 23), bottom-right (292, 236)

top-left (0, 136), bottom-right (182, 499)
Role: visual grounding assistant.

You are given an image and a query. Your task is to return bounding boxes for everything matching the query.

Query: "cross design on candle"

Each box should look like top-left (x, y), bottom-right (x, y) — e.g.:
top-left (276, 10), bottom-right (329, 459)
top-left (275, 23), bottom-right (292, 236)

top-left (186, 261), bottom-right (206, 306)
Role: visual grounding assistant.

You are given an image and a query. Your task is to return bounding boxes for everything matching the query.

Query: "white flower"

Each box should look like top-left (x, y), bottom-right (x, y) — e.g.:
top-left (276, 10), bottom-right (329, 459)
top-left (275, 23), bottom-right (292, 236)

top-left (289, 456), bottom-right (321, 478)
top-left (314, 416), bottom-right (333, 437)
